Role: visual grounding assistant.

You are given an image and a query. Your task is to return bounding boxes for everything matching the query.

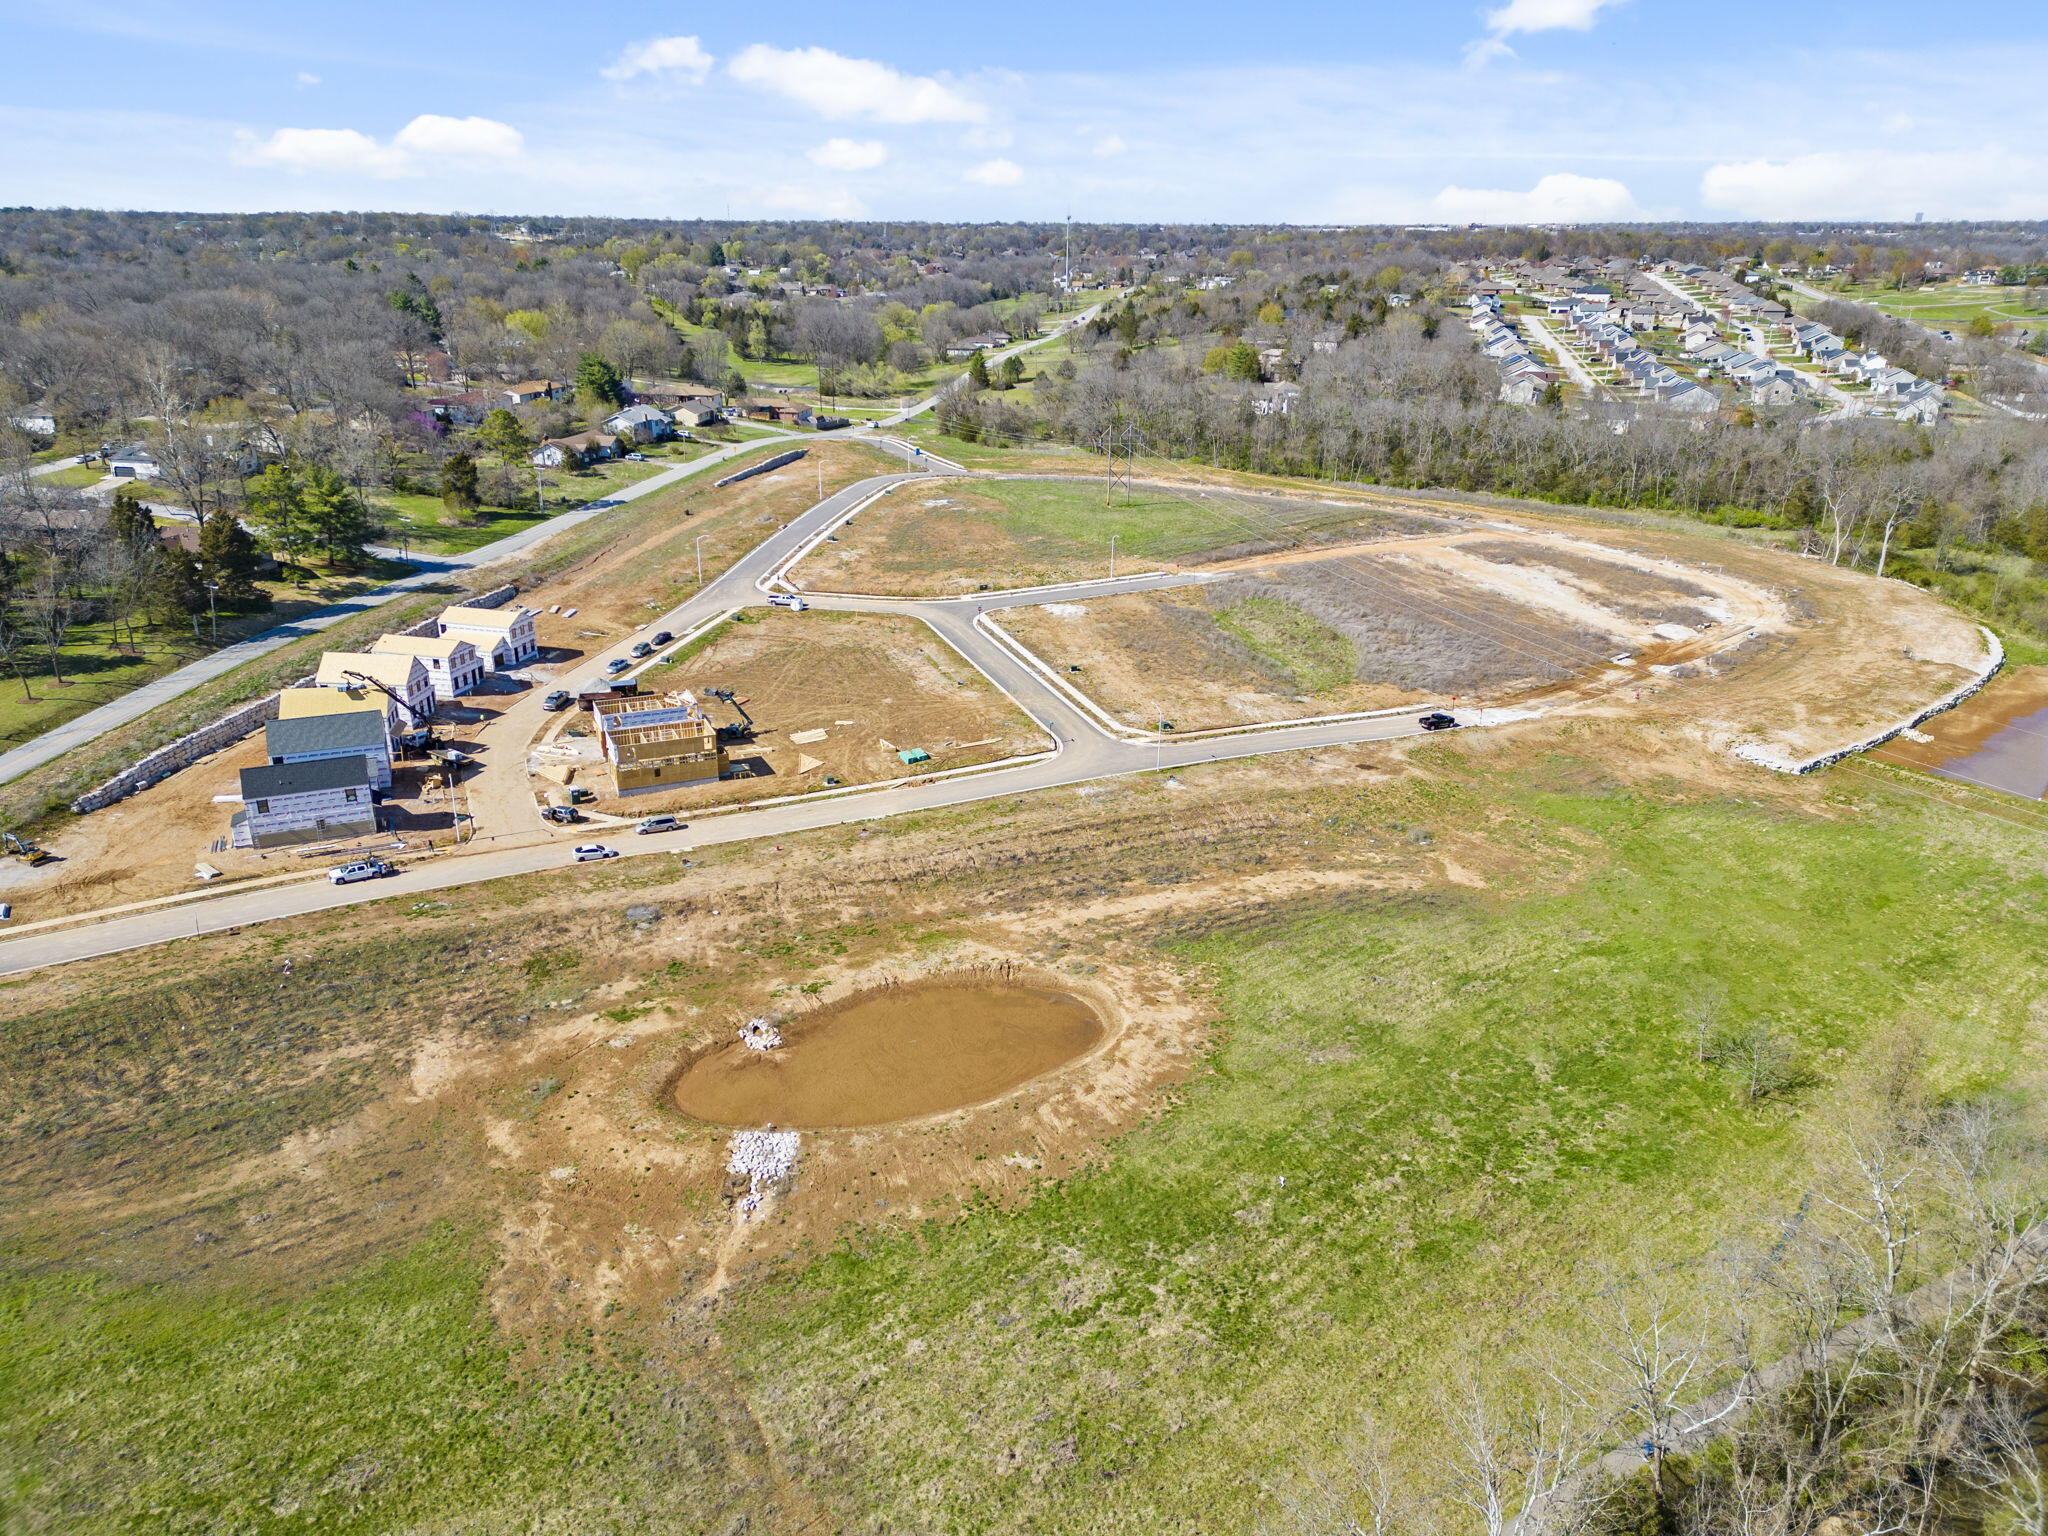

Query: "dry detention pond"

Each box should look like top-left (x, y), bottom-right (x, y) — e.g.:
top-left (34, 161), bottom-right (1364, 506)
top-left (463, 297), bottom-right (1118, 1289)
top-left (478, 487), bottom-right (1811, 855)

top-left (672, 980), bottom-right (1107, 1129)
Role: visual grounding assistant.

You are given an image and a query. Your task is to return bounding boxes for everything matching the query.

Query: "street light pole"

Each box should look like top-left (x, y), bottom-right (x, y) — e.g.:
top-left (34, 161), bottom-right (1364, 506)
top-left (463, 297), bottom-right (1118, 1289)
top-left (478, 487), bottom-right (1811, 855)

top-left (695, 534), bottom-right (707, 585)
top-left (204, 582), bottom-right (219, 645)
top-left (1110, 534), bottom-right (1118, 579)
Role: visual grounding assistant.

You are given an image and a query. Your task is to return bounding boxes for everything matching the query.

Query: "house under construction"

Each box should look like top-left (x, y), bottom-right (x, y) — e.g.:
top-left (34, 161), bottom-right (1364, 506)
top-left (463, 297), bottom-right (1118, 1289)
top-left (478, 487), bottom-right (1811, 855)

top-left (592, 691), bottom-right (726, 796)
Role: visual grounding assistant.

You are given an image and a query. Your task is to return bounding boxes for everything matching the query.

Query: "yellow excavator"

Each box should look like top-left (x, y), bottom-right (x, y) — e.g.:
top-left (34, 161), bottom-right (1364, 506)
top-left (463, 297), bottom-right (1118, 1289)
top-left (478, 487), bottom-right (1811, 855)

top-left (4, 831), bottom-right (52, 867)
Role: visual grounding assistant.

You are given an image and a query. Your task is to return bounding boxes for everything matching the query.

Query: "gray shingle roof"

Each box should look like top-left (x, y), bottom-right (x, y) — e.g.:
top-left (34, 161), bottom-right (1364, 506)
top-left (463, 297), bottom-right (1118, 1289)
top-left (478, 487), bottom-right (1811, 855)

top-left (239, 755), bottom-right (374, 801)
top-left (265, 712), bottom-right (387, 760)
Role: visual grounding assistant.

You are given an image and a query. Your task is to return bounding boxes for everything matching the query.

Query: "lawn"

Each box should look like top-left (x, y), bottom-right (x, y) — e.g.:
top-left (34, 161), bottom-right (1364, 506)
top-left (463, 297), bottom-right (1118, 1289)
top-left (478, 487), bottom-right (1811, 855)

top-left (0, 562), bottom-right (412, 751)
top-left (1812, 280), bottom-right (2048, 328)
top-left (370, 458), bottom-right (668, 554)
top-left (6, 759), bottom-right (2047, 1530)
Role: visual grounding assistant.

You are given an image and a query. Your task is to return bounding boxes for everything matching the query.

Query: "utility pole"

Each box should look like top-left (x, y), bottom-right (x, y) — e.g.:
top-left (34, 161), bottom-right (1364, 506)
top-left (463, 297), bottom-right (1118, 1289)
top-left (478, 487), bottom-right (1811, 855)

top-left (1098, 422), bottom-right (1135, 505)
top-left (1109, 534), bottom-right (1119, 579)
top-left (695, 534), bottom-right (707, 585)
top-left (1064, 213), bottom-right (1073, 310)
top-left (204, 582), bottom-right (219, 644)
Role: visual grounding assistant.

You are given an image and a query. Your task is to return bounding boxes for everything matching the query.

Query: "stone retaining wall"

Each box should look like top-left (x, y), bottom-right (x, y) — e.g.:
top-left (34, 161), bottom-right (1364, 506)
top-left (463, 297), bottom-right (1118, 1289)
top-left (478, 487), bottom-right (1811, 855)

top-left (714, 448), bottom-right (805, 487)
top-left (67, 582), bottom-right (521, 814)
top-left (1731, 626), bottom-right (2004, 774)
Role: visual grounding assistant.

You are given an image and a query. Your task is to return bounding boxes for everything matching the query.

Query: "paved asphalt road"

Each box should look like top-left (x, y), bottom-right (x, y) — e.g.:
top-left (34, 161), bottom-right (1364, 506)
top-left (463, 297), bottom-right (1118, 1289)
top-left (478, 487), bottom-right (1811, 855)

top-left (0, 445), bottom-right (1447, 977)
top-left (0, 432), bottom-right (799, 790)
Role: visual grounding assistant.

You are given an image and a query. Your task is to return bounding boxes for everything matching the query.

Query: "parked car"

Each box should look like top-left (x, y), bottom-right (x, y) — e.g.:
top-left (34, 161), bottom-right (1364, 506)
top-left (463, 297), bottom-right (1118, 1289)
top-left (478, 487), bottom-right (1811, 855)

top-left (636, 815), bottom-right (684, 835)
top-left (767, 592), bottom-right (808, 611)
top-left (1418, 711), bottom-right (1460, 731)
top-left (605, 657), bottom-right (632, 675)
top-left (327, 859), bottom-right (394, 885)
top-left (625, 451), bottom-right (646, 461)
top-left (629, 641), bottom-right (653, 658)
top-left (541, 689), bottom-right (573, 712)
top-left (572, 843), bottom-right (618, 862)
top-left (540, 805), bottom-right (582, 825)
top-left (651, 631), bottom-right (673, 646)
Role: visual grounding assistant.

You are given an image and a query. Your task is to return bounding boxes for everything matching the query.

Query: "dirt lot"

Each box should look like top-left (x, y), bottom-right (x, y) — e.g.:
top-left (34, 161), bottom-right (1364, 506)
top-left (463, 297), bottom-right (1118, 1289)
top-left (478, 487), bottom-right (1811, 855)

top-left (999, 512), bottom-right (1989, 758)
top-left (1001, 522), bottom-right (1784, 730)
top-left (0, 727), bottom-right (488, 921)
top-left (796, 475), bottom-right (1448, 596)
top-left (565, 608), bottom-right (1048, 816)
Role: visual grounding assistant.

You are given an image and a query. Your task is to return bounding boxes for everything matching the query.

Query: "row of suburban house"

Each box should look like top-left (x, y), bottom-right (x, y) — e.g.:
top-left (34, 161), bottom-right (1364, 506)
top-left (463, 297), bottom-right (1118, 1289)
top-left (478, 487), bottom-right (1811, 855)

top-left (1553, 301), bottom-right (1719, 414)
top-left (1466, 293), bottom-right (1560, 406)
top-left (1780, 321), bottom-right (1944, 423)
top-left (229, 602), bottom-right (540, 850)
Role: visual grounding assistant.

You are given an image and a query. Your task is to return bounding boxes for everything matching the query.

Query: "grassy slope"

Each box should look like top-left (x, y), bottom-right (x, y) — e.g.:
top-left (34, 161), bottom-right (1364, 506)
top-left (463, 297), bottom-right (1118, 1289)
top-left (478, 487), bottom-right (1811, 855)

top-left (5, 760), bottom-right (2044, 1531)
top-left (718, 774), bottom-right (2046, 1531)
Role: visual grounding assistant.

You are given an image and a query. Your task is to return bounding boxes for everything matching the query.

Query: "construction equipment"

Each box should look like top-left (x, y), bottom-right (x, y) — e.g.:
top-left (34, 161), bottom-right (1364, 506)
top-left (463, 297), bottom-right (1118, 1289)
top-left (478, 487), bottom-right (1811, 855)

top-left (705, 688), bottom-right (755, 743)
top-left (3, 831), bottom-right (51, 867)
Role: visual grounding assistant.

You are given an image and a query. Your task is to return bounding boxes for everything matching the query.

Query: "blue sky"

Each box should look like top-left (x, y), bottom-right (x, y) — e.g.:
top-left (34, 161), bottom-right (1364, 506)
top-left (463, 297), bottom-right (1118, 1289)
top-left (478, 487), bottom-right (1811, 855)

top-left (2, 0), bottom-right (2045, 223)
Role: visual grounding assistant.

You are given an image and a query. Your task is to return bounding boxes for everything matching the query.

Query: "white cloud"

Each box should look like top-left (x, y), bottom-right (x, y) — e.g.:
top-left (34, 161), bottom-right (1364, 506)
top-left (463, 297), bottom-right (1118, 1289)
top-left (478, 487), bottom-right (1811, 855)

top-left (964, 157), bottom-right (1024, 187)
top-left (807, 137), bottom-right (888, 171)
top-left (1092, 134), bottom-right (1127, 157)
top-left (392, 114), bottom-right (524, 160)
top-left (727, 44), bottom-right (986, 124)
top-left (294, 71), bottom-right (320, 87)
top-left (232, 126), bottom-right (412, 178)
top-left (1430, 171), bottom-right (1637, 222)
top-left (232, 114), bottom-right (523, 179)
top-left (1700, 149), bottom-right (2048, 219)
top-left (1468, 0), bottom-right (1626, 63)
top-left (1484, 0), bottom-right (1625, 33)
top-left (603, 35), bottom-right (715, 84)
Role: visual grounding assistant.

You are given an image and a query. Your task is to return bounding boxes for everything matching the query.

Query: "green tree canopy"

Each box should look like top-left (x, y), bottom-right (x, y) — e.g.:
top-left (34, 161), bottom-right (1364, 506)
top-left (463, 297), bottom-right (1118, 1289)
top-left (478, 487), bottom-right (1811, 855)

top-left (574, 352), bottom-right (627, 407)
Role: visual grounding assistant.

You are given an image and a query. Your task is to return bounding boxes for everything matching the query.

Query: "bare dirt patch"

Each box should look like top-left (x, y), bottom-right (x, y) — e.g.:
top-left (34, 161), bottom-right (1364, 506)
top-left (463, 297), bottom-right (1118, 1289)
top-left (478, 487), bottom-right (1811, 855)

top-left (671, 978), bottom-right (1108, 1129)
top-left (572, 608), bottom-right (1047, 816)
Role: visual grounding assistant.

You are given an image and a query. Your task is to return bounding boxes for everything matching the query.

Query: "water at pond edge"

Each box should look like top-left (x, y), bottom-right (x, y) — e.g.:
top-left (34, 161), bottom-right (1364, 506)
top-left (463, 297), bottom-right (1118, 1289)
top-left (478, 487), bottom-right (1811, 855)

top-left (672, 980), bottom-right (1107, 1129)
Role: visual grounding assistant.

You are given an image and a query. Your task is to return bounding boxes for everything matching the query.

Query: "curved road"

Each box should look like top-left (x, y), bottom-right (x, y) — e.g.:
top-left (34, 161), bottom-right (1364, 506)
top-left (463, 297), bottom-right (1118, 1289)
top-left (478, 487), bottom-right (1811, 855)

top-left (0, 450), bottom-right (1453, 977)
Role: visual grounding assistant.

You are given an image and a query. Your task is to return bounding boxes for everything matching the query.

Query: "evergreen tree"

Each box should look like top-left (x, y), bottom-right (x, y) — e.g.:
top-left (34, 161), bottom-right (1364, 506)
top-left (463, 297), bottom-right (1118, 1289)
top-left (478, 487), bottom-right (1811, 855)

top-left (967, 349), bottom-right (992, 390)
top-left (573, 351), bottom-right (627, 407)
top-left (244, 464), bottom-right (310, 570)
top-left (197, 510), bottom-right (267, 609)
top-left (301, 467), bottom-right (380, 569)
top-left (442, 453), bottom-right (481, 518)
top-left (998, 355), bottom-right (1026, 390)
top-left (107, 484), bottom-right (156, 546)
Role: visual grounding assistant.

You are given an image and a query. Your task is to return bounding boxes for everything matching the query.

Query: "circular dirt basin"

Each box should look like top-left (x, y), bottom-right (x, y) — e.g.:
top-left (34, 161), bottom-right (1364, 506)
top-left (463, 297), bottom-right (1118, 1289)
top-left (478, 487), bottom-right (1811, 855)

top-left (672, 980), bottom-right (1107, 1129)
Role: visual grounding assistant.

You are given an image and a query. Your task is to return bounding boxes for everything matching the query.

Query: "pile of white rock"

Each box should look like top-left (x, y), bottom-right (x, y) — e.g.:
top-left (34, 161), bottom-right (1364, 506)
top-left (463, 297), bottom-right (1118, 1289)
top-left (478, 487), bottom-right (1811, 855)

top-left (727, 1129), bottom-right (800, 1214)
top-left (740, 1016), bottom-right (783, 1051)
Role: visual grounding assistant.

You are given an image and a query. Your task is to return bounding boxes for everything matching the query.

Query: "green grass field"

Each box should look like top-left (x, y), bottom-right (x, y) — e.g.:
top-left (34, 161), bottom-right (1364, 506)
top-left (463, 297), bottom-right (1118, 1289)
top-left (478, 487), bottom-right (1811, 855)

top-left (6, 758), bottom-right (2047, 1531)
top-left (1215, 594), bottom-right (1356, 691)
top-left (1814, 280), bottom-right (2048, 328)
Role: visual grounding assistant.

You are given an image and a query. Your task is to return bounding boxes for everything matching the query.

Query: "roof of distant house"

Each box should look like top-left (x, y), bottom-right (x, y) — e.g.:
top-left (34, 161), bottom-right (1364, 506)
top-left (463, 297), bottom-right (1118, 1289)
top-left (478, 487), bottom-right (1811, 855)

top-left (441, 604), bottom-right (533, 630)
top-left (238, 754), bottom-right (374, 801)
top-left (265, 711), bottom-right (388, 759)
top-left (276, 686), bottom-right (388, 721)
top-left (315, 651), bottom-right (425, 692)
top-left (372, 633), bottom-right (473, 661)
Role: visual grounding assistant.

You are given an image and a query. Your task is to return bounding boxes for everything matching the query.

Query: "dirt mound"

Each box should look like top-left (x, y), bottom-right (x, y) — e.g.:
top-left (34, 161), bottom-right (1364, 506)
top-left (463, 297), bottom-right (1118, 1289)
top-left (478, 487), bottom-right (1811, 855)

top-left (672, 980), bottom-right (1107, 1128)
